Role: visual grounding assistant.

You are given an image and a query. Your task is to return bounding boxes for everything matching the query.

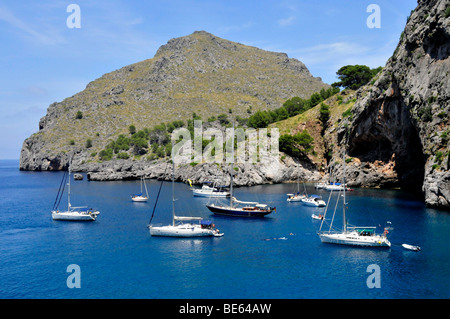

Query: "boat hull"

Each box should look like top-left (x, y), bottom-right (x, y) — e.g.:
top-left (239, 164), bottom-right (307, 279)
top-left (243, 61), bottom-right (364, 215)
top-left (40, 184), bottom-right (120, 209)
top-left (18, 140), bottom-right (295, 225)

top-left (319, 233), bottom-right (391, 247)
top-left (51, 210), bottom-right (99, 221)
top-left (131, 196), bottom-right (148, 202)
top-left (325, 186), bottom-right (345, 191)
top-left (287, 196), bottom-right (305, 202)
top-left (301, 199), bottom-right (326, 207)
top-left (206, 204), bottom-right (273, 217)
top-left (149, 224), bottom-right (219, 237)
top-left (192, 190), bottom-right (229, 197)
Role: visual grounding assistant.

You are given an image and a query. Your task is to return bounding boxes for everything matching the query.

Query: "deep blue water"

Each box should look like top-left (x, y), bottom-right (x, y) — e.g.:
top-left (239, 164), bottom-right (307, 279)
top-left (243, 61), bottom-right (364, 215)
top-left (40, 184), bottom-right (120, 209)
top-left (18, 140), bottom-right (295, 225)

top-left (0, 159), bottom-right (449, 299)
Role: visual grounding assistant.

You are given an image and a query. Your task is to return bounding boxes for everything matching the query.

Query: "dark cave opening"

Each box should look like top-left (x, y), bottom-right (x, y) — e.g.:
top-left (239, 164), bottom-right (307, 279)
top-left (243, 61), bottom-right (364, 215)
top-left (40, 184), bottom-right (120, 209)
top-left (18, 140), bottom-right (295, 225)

top-left (348, 114), bottom-right (425, 195)
top-left (394, 127), bottom-right (426, 196)
top-left (349, 135), bottom-right (393, 163)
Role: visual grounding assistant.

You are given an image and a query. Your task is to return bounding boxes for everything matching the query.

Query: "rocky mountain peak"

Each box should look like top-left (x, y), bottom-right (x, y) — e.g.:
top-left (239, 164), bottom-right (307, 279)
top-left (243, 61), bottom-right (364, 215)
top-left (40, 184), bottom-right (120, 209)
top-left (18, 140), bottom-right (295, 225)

top-left (20, 31), bottom-right (328, 171)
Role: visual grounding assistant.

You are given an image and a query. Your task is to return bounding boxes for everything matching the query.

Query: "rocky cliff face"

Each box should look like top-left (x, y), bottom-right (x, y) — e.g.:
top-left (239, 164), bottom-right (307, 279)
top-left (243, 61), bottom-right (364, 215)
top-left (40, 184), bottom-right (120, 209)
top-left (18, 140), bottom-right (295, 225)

top-left (19, 31), bottom-right (327, 171)
top-left (334, 0), bottom-right (450, 209)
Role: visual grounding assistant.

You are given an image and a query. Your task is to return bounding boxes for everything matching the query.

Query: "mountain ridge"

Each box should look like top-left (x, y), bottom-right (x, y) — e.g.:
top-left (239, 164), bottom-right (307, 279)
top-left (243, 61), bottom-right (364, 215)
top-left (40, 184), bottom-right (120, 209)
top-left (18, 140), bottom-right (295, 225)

top-left (20, 30), bottom-right (328, 171)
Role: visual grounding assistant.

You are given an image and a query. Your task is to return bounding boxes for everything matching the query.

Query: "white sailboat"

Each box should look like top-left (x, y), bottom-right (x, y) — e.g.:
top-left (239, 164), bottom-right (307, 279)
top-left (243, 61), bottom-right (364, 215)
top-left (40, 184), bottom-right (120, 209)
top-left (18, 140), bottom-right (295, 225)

top-left (131, 177), bottom-right (149, 202)
top-left (317, 154), bottom-right (391, 248)
top-left (286, 179), bottom-right (306, 202)
top-left (51, 166), bottom-right (100, 221)
top-left (150, 216), bottom-right (223, 237)
top-left (148, 143), bottom-right (224, 237)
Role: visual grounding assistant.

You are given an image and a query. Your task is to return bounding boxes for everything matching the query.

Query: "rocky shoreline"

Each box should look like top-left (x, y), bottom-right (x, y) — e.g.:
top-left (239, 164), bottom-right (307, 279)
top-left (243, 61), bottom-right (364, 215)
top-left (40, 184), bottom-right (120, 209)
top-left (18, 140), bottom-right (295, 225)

top-left (73, 154), bottom-right (409, 190)
top-left (19, 148), bottom-right (449, 210)
top-left (73, 156), bottom-right (323, 186)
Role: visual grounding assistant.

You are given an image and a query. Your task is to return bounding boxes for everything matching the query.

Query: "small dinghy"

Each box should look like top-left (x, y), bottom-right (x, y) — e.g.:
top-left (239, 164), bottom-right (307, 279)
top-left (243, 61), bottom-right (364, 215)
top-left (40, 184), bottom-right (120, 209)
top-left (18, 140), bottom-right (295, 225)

top-left (402, 243), bottom-right (421, 251)
top-left (312, 214), bottom-right (324, 220)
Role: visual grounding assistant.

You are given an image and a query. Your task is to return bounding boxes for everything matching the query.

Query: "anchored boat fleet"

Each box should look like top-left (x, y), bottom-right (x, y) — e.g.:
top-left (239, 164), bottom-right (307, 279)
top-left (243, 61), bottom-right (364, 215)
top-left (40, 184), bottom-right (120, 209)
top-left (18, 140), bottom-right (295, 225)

top-left (51, 134), bottom-right (408, 248)
top-left (51, 161), bottom-right (398, 249)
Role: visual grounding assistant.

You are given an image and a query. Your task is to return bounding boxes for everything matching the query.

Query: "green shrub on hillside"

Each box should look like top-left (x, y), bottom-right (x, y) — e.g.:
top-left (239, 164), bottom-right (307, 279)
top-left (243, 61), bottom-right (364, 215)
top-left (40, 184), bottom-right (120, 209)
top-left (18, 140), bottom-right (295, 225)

top-left (75, 111), bottom-right (83, 119)
top-left (279, 130), bottom-right (314, 160)
top-left (332, 65), bottom-right (382, 90)
top-left (319, 102), bottom-right (330, 134)
top-left (247, 87), bottom-right (339, 129)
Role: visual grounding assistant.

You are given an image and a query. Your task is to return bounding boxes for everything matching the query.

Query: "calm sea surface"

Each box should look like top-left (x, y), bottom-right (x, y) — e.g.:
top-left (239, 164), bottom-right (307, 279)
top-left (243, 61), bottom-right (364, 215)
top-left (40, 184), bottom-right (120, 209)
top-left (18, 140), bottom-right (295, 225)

top-left (0, 159), bottom-right (449, 299)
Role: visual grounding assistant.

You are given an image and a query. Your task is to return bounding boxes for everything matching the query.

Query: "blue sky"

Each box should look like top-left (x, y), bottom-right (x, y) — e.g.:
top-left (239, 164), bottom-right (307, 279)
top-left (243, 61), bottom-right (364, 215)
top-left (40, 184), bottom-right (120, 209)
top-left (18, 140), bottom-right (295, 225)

top-left (0, 0), bottom-right (417, 159)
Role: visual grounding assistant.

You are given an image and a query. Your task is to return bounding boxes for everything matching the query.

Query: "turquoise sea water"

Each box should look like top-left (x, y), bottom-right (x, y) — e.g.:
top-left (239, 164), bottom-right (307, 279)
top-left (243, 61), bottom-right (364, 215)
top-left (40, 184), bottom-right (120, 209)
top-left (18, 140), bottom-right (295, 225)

top-left (0, 159), bottom-right (449, 299)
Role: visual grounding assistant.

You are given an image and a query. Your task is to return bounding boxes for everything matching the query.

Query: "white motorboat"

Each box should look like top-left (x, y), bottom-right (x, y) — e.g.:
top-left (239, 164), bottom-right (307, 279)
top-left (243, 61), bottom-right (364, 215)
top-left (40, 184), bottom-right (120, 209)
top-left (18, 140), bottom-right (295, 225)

top-left (192, 182), bottom-right (230, 197)
top-left (312, 214), bottom-right (324, 220)
top-left (51, 165), bottom-right (99, 221)
top-left (131, 177), bottom-right (149, 202)
top-left (324, 183), bottom-right (345, 191)
top-left (314, 182), bottom-right (327, 189)
top-left (317, 153), bottom-right (391, 248)
top-left (301, 195), bottom-right (326, 207)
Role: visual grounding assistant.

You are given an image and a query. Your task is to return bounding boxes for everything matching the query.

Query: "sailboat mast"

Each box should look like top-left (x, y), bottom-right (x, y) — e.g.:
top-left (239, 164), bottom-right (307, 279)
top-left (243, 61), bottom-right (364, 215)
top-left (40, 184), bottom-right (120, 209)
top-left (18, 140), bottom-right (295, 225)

top-left (343, 152), bottom-right (347, 233)
top-left (172, 141), bottom-right (175, 226)
top-left (67, 163), bottom-right (71, 212)
top-left (229, 122), bottom-right (235, 208)
top-left (144, 178), bottom-right (149, 197)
